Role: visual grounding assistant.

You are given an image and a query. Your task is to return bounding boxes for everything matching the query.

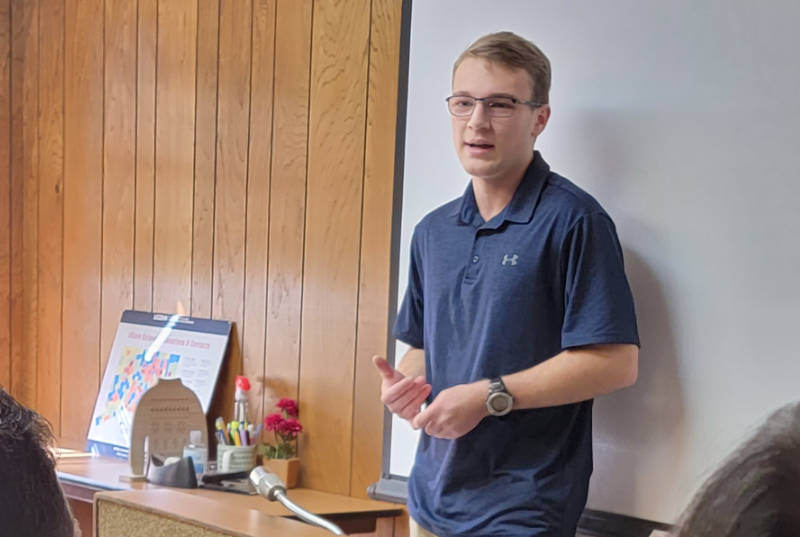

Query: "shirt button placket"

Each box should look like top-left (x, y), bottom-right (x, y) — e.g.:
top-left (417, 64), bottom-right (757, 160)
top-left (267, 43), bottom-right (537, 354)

top-left (466, 231), bottom-right (481, 280)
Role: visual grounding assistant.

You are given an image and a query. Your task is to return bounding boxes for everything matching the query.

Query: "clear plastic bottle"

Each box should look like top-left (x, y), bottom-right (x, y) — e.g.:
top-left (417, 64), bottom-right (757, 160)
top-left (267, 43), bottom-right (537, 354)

top-left (182, 430), bottom-right (207, 477)
top-left (234, 375), bottom-right (251, 423)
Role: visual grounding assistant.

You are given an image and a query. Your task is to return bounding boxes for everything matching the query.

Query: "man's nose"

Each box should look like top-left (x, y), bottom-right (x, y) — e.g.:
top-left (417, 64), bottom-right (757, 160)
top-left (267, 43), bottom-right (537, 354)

top-left (467, 102), bottom-right (491, 129)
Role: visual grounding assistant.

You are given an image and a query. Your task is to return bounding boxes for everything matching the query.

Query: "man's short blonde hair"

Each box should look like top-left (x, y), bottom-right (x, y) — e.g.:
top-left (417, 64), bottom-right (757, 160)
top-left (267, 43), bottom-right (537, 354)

top-left (453, 31), bottom-right (551, 104)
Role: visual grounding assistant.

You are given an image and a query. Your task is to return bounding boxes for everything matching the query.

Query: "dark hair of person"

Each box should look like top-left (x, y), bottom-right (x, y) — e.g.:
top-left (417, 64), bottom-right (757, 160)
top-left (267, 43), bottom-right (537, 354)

top-left (674, 401), bottom-right (800, 537)
top-left (0, 388), bottom-right (76, 537)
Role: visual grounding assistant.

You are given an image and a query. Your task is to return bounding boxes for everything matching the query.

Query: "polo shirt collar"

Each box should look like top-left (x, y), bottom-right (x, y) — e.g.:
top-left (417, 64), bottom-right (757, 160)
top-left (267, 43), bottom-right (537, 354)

top-left (453, 151), bottom-right (550, 227)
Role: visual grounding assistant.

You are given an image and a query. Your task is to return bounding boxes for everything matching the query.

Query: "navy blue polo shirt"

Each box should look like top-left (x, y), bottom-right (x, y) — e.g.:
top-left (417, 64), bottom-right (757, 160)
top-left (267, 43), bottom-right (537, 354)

top-left (394, 152), bottom-right (639, 537)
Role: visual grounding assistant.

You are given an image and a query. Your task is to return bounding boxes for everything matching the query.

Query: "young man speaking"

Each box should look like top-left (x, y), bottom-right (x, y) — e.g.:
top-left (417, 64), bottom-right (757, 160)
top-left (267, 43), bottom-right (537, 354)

top-left (374, 32), bottom-right (639, 536)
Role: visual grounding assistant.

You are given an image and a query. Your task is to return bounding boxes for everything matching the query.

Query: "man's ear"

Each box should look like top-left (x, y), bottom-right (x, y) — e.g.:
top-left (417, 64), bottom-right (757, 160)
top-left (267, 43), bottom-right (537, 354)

top-left (532, 105), bottom-right (551, 137)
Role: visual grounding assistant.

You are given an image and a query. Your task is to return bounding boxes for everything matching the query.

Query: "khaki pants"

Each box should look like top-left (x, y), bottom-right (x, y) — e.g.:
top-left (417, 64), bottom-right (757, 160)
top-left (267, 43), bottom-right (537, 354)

top-left (409, 518), bottom-right (439, 537)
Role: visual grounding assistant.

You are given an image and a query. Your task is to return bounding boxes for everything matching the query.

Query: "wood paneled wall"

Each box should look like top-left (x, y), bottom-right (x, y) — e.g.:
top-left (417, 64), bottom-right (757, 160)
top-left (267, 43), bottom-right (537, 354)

top-left (0, 0), bottom-right (402, 502)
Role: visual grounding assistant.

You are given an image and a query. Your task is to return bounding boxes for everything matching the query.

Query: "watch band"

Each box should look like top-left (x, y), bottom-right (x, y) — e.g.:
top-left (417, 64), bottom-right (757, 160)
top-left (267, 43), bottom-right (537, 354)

top-left (488, 377), bottom-right (507, 393)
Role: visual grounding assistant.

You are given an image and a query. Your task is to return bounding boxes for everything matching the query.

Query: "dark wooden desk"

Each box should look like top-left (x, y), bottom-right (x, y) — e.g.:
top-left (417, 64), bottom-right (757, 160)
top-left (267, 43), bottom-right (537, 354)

top-left (57, 455), bottom-right (402, 536)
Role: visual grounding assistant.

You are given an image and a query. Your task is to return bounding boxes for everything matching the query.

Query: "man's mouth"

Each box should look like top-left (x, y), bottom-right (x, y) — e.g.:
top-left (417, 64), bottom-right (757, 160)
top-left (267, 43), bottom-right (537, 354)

top-left (466, 142), bottom-right (494, 149)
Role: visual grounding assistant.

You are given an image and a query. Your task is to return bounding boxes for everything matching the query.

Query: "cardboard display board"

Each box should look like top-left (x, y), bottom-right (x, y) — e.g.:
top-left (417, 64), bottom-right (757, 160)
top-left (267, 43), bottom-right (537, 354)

top-left (86, 310), bottom-right (231, 459)
top-left (128, 378), bottom-right (207, 477)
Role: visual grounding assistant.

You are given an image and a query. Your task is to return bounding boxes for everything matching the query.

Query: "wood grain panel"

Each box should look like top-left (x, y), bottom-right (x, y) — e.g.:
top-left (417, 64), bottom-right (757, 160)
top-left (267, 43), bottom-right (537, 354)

top-left (300, 0), bottom-right (371, 494)
top-left (133, 0), bottom-right (157, 312)
top-left (2, 0), bottom-right (404, 497)
top-left (264, 0), bottom-right (311, 411)
top-left (7, 0), bottom-right (21, 395)
top-left (242, 0), bottom-right (275, 421)
top-left (101, 0), bottom-right (136, 373)
top-left (350, 0), bottom-right (402, 499)
top-left (19, 0), bottom-right (38, 407)
top-left (0, 0), bottom-right (12, 389)
top-left (352, 516), bottom-right (396, 537)
top-left (62, 0), bottom-right (103, 447)
top-left (10, 0), bottom-right (38, 408)
top-left (393, 510), bottom-right (409, 537)
top-left (67, 498), bottom-right (92, 537)
top-left (37, 0), bottom-right (64, 432)
top-left (190, 0), bottom-right (219, 319)
top-left (375, 517), bottom-right (396, 537)
top-left (152, 0), bottom-right (197, 314)
top-left (212, 0), bottom-right (251, 420)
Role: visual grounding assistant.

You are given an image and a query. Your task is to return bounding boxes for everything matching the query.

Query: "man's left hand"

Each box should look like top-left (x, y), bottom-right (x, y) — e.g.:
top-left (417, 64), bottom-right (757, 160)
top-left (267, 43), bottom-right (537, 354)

top-left (411, 381), bottom-right (488, 439)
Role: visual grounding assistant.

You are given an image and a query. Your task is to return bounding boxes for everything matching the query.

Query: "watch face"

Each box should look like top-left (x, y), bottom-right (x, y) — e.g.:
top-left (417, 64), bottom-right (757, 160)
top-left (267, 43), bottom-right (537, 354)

top-left (487, 392), bottom-right (512, 416)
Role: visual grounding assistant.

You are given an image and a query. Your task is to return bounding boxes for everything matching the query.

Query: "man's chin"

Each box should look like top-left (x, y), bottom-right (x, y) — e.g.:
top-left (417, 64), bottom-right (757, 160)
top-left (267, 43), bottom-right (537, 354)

top-left (459, 157), bottom-right (498, 178)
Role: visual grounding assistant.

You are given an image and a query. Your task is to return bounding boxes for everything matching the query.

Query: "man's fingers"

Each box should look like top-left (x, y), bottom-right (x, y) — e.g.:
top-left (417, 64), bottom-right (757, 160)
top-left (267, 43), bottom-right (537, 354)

top-left (411, 405), bottom-right (432, 430)
top-left (372, 355), bottom-right (401, 382)
top-left (394, 382), bottom-right (431, 419)
top-left (382, 376), bottom-right (423, 407)
top-left (396, 383), bottom-right (432, 419)
top-left (388, 381), bottom-right (423, 411)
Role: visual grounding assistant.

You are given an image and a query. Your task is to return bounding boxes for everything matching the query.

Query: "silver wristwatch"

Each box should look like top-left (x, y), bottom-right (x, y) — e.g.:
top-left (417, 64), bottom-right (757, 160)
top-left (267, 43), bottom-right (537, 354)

top-left (485, 377), bottom-right (513, 416)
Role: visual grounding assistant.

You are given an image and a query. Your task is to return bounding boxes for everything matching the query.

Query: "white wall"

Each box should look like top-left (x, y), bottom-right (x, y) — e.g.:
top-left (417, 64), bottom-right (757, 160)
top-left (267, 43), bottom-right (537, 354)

top-left (390, 0), bottom-right (800, 523)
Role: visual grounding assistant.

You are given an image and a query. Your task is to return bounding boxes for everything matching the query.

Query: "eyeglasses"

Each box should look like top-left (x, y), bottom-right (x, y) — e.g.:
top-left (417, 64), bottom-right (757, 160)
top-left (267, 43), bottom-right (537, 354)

top-left (445, 95), bottom-right (545, 118)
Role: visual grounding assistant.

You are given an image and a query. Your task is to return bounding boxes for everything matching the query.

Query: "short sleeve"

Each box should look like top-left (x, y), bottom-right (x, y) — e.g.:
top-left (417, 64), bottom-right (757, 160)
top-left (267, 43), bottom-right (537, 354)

top-left (393, 227), bottom-right (425, 349)
top-left (561, 213), bottom-right (640, 349)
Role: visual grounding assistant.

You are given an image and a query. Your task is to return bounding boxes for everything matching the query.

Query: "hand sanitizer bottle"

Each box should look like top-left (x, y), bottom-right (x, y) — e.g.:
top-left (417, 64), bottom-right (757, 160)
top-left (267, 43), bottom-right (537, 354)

top-left (183, 430), bottom-right (207, 477)
top-left (234, 376), bottom-right (251, 423)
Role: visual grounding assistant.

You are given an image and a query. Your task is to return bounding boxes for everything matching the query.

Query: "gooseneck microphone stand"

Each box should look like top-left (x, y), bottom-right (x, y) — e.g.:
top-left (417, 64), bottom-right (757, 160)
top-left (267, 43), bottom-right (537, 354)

top-left (249, 467), bottom-right (346, 535)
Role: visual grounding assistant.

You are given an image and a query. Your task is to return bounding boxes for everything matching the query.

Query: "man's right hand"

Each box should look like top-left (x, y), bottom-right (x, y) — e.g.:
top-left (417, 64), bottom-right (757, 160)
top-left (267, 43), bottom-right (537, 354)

top-left (373, 355), bottom-right (432, 421)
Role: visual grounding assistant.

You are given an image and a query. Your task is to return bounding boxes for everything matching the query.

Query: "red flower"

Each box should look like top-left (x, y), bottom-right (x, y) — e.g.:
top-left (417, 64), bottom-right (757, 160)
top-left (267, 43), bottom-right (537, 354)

top-left (280, 418), bottom-right (303, 438)
top-left (264, 413), bottom-right (284, 432)
top-left (276, 398), bottom-right (299, 417)
top-left (260, 401), bottom-right (303, 459)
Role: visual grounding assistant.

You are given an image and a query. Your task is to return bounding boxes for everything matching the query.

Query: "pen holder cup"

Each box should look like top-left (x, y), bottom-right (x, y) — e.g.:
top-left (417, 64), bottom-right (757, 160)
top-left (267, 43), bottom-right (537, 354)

top-left (216, 444), bottom-right (257, 473)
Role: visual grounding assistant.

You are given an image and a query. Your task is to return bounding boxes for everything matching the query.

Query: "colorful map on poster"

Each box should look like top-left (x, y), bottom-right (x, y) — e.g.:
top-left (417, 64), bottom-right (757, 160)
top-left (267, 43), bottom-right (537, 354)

top-left (93, 347), bottom-right (181, 427)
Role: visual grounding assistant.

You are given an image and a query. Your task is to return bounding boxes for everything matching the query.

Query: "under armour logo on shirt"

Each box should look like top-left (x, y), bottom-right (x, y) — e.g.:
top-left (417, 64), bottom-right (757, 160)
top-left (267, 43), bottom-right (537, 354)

top-left (502, 254), bottom-right (519, 266)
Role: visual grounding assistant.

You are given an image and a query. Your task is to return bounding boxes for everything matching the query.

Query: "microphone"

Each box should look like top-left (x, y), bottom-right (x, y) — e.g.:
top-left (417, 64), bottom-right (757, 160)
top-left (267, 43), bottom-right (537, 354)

top-left (250, 466), bottom-right (286, 501)
top-left (249, 467), bottom-right (345, 535)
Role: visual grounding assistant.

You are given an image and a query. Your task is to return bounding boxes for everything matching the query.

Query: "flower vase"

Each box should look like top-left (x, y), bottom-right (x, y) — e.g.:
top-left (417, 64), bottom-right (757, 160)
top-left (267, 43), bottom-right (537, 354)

top-left (262, 457), bottom-right (299, 488)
